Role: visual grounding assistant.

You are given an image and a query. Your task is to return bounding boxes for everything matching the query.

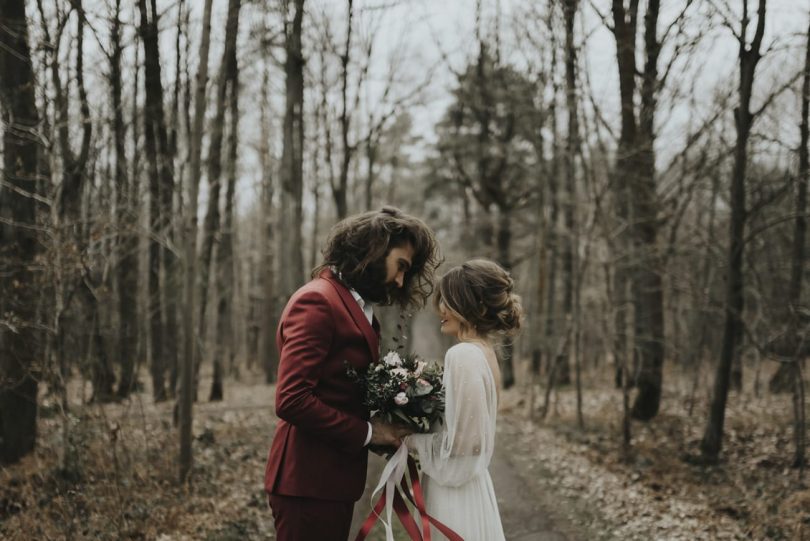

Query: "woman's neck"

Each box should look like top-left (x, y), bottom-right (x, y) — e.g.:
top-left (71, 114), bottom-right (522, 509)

top-left (457, 332), bottom-right (490, 346)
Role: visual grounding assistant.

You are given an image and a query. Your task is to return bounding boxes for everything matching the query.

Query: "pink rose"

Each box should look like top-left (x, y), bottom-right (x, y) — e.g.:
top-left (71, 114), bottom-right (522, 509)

top-left (394, 392), bottom-right (409, 406)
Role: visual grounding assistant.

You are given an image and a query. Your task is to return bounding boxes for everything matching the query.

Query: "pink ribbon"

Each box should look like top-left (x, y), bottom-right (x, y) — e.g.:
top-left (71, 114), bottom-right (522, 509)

top-left (355, 444), bottom-right (463, 541)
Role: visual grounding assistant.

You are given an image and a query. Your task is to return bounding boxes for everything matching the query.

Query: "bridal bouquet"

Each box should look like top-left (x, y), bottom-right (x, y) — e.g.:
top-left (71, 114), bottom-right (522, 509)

top-left (348, 350), bottom-right (445, 433)
top-left (351, 350), bottom-right (463, 541)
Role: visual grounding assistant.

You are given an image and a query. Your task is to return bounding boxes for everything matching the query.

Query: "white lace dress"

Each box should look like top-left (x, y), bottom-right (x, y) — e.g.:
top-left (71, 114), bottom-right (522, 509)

top-left (405, 342), bottom-right (505, 541)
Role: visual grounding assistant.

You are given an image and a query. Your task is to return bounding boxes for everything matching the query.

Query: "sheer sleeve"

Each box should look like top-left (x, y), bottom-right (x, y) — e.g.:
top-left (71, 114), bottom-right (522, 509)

top-left (405, 343), bottom-right (497, 487)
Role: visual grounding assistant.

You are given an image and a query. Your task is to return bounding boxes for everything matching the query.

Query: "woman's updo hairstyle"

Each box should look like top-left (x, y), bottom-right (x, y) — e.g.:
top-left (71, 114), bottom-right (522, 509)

top-left (434, 258), bottom-right (523, 338)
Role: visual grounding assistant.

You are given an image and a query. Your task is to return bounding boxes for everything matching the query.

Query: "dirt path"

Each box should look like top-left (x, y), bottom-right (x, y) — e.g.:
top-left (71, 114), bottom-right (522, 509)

top-left (348, 419), bottom-right (587, 541)
top-left (6, 377), bottom-right (796, 540)
top-left (490, 445), bottom-right (578, 541)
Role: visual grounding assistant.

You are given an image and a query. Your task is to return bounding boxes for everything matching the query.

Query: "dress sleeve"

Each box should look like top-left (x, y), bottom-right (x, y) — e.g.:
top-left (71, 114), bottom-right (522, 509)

top-left (405, 344), bottom-right (497, 487)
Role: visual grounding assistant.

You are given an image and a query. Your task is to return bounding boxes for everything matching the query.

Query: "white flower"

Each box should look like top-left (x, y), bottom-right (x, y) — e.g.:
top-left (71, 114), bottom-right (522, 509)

top-left (394, 392), bottom-right (409, 406)
top-left (414, 378), bottom-right (433, 396)
top-left (383, 351), bottom-right (403, 367)
top-left (391, 367), bottom-right (409, 378)
top-left (414, 360), bottom-right (426, 377)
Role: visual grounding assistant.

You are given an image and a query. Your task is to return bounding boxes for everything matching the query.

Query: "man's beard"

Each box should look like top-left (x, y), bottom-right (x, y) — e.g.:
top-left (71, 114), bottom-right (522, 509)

top-left (352, 259), bottom-right (397, 305)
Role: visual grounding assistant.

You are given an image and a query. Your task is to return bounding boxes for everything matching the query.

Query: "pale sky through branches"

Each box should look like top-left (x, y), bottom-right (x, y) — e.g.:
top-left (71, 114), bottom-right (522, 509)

top-left (51, 0), bottom-right (809, 215)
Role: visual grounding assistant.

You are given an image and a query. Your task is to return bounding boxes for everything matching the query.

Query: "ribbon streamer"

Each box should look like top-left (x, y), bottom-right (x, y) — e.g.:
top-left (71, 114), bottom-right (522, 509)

top-left (355, 444), bottom-right (464, 541)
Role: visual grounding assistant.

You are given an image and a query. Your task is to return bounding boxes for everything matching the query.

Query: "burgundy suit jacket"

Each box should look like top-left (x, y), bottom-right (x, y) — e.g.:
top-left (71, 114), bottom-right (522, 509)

top-left (264, 269), bottom-right (380, 502)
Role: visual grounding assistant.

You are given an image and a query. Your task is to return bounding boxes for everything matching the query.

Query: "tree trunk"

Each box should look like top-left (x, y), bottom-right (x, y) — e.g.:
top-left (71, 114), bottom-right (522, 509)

top-left (0, 0), bottom-right (42, 464)
top-left (611, 0), bottom-right (640, 399)
top-left (196, 0), bottom-right (241, 396)
top-left (544, 47), bottom-right (562, 380)
top-left (82, 283), bottom-right (115, 403)
top-left (138, 0), bottom-right (167, 402)
top-left (365, 136), bottom-right (377, 211)
top-left (702, 0), bottom-right (767, 462)
top-left (771, 15), bottom-right (810, 395)
top-left (180, 0), bottom-right (215, 483)
top-left (610, 0), bottom-right (665, 420)
top-left (259, 60), bottom-right (279, 384)
top-left (55, 0), bottom-right (111, 412)
top-left (210, 4), bottom-right (241, 401)
top-left (335, 0), bottom-right (354, 219)
top-left (44, 1), bottom-right (99, 411)
top-left (167, 0), bottom-right (188, 398)
top-left (686, 174), bottom-right (719, 416)
top-left (149, 0), bottom-right (180, 403)
top-left (630, 0), bottom-right (664, 420)
top-left (497, 207), bottom-right (515, 389)
top-left (556, 0), bottom-right (580, 390)
top-left (279, 0), bottom-right (306, 300)
top-left (139, 0), bottom-right (179, 402)
top-left (110, 0), bottom-right (139, 399)
top-left (788, 14), bottom-right (809, 470)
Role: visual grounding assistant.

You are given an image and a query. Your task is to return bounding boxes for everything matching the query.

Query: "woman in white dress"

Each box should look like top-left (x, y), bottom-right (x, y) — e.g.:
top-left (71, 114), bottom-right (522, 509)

top-left (405, 259), bottom-right (522, 541)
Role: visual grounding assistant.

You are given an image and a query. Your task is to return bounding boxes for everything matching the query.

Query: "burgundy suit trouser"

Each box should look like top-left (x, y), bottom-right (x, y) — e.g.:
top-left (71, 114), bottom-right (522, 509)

top-left (268, 493), bottom-right (354, 541)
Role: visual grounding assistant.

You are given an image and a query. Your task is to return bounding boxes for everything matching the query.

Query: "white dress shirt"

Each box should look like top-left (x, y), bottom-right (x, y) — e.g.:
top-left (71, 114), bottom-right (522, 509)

top-left (349, 288), bottom-right (375, 446)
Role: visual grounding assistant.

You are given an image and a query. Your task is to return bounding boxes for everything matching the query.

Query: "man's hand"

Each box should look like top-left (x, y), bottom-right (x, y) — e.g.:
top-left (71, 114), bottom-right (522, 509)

top-left (369, 417), bottom-right (411, 447)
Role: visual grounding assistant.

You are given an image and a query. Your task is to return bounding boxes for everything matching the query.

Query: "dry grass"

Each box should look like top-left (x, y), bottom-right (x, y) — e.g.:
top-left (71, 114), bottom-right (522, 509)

top-left (506, 360), bottom-right (809, 540)
top-left (0, 373), bottom-right (276, 540)
top-left (0, 361), bottom-right (806, 541)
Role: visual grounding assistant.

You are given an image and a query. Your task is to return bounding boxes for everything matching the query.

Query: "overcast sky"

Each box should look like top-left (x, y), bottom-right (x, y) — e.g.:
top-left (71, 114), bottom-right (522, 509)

top-left (55, 0), bottom-right (810, 215)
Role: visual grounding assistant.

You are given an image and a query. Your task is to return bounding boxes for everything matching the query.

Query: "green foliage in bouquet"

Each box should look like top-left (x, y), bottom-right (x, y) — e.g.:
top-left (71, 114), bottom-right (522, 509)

top-left (347, 350), bottom-right (445, 433)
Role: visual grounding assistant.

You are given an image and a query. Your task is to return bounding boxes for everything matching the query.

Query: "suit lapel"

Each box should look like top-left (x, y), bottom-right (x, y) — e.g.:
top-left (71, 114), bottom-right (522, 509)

top-left (321, 270), bottom-right (380, 360)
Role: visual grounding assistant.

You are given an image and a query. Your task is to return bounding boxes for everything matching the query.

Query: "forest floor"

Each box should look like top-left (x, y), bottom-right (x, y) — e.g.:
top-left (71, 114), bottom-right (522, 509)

top-left (0, 365), bottom-right (807, 540)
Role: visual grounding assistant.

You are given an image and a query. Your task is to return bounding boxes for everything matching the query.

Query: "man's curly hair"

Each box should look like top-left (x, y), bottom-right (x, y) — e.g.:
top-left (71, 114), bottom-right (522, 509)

top-left (313, 207), bottom-right (441, 309)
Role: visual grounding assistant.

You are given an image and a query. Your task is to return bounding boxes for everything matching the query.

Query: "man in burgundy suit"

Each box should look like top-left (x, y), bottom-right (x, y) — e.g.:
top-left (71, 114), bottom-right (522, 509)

top-left (265, 207), bottom-right (440, 540)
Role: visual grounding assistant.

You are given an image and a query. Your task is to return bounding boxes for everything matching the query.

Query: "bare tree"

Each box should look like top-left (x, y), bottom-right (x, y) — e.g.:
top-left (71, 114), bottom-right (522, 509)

top-left (543, 5), bottom-right (565, 384)
top-left (770, 16), bottom-right (810, 398)
top-left (0, 0), bottom-right (42, 465)
top-left (701, 0), bottom-right (768, 463)
top-left (560, 0), bottom-right (584, 426)
top-left (109, 0), bottom-right (139, 399)
top-left (279, 0), bottom-right (306, 299)
top-left (138, 0), bottom-right (176, 401)
top-left (210, 0), bottom-right (242, 401)
top-left (609, 0), bottom-right (667, 420)
top-left (37, 1), bottom-right (111, 407)
top-left (434, 7), bottom-right (541, 387)
top-left (791, 12), bottom-right (810, 472)
top-left (180, 0), bottom-right (215, 483)
top-left (259, 56), bottom-right (279, 384)
top-left (335, 0), bottom-right (355, 219)
top-left (554, 0), bottom-right (580, 398)
top-left (197, 0), bottom-right (241, 397)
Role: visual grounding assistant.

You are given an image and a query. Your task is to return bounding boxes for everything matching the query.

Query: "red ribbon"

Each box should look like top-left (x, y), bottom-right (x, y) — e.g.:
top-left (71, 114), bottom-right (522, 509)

top-left (355, 456), bottom-right (464, 541)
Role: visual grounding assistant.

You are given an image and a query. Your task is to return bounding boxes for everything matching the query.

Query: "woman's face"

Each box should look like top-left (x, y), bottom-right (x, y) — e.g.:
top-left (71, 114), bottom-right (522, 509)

top-left (438, 300), bottom-right (463, 338)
